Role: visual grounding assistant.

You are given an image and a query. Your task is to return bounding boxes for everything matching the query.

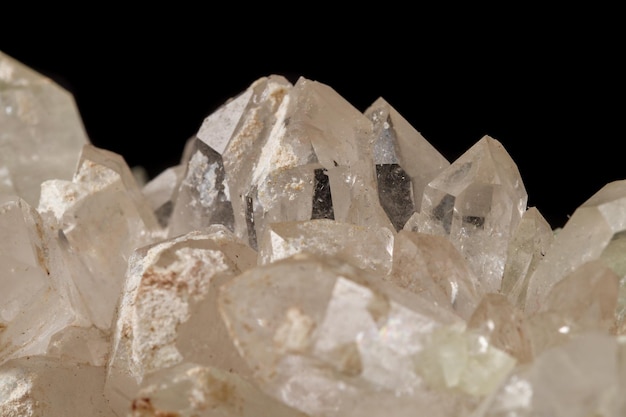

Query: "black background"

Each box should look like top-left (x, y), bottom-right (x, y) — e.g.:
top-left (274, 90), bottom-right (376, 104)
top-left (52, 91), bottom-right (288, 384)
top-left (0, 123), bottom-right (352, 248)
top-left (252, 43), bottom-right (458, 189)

top-left (1, 9), bottom-right (621, 230)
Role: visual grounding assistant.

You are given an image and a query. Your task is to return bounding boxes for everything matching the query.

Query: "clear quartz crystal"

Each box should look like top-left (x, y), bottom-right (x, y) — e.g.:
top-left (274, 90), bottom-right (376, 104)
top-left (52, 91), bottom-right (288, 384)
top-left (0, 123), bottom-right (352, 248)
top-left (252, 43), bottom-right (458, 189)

top-left (0, 51), bottom-right (89, 206)
top-left (418, 136), bottom-right (528, 293)
top-left (246, 77), bottom-right (396, 248)
top-left (365, 97), bottom-right (449, 229)
top-left (2, 54), bottom-right (626, 417)
top-left (168, 75), bottom-right (292, 243)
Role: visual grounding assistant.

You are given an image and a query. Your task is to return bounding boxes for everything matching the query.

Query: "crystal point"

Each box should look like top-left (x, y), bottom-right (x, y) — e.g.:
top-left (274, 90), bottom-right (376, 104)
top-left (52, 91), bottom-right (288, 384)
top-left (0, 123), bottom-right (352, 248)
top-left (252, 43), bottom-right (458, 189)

top-left (0, 51), bottom-right (89, 206)
top-left (365, 97), bottom-right (449, 229)
top-left (419, 135), bottom-right (528, 293)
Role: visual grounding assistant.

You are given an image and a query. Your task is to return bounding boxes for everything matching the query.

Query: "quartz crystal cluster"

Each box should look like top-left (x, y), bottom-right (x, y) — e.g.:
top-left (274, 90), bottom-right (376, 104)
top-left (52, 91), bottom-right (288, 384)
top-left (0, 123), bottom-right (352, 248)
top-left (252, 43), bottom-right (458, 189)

top-left (1, 50), bottom-right (625, 417)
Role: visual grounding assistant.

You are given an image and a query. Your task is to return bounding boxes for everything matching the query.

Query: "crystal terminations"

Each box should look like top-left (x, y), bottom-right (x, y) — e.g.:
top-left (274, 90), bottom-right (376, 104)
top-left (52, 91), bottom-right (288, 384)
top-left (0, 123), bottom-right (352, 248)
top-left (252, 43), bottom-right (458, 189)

top-left (1, 51), bottom-right (626, 417)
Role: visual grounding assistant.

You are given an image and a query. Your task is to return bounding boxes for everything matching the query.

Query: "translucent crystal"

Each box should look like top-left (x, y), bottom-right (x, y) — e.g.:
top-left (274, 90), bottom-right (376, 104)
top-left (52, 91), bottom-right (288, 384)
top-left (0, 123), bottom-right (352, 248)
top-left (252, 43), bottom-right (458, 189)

top-left (467, 293), bottom-right (532, 363)
top-left (258, 219), bottom-right (394, 275)
top-left (168, 75), bottom-right (292, 242)
top-left (247, 77), bottom-right (395, 246)
top-left (219, 254), bottom-right (483, 417)
top-left (525, 180), bottom-right (626, 314)
top-left (388, 230), bottom-right (480, 319)
top-left (500, 207), bottom-right (554, 309)
top-left (418, 136), bottom-right (528, 293)
top-left (415, 324), bottom-right (517, 397)
top-left (142, 164), bottom-right (184, 228)
top-left (38, 145), bottom-right (161, 330)
top-left (484, 333), bottom-right (622, 417)
top-left (0, 196), bottom-right (89, 365)
top-left (365, 97), bottom-right (449, 229)
top-left (0, 51), bottom-right (89, 205)
top-left (527, 260), bottom-right (619, 354)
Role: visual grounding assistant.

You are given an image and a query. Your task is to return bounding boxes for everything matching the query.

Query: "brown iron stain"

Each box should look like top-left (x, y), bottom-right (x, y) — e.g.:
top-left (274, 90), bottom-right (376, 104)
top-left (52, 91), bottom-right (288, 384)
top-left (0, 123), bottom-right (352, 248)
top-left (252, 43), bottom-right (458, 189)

top-left (141, 258), bottom-right (207, 297)
top-left (141, 268), bottom-right (185, 293)
top-left (130, 397), bottom-right (180, 417)
top-left (206, 373), bottom-right (239, 408)
top-left (34, 219), bottom-right (50, 275)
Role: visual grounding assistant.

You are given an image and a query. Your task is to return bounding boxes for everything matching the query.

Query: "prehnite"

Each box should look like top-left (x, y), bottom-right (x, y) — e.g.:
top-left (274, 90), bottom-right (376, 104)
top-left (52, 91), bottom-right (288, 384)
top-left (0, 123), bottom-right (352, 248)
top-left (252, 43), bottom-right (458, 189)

top-left (1, 50), bottom-right (625, 417)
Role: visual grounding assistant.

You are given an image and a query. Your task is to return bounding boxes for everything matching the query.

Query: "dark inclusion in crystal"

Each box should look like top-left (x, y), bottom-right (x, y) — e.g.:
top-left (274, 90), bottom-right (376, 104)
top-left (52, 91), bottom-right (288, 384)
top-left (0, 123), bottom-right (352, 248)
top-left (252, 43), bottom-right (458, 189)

top-left (245, 190), bottom-right (257, 249)
top-left (311, 168), bottom-right (334, 220)
top-left (462, 215), bottom-right (485, 229)
top-left (433, 194), bottom-right (455, 235)
top-left (376, 164), bottom-right (414, 231)
top-left (154, 201), bottom-right (173, 228)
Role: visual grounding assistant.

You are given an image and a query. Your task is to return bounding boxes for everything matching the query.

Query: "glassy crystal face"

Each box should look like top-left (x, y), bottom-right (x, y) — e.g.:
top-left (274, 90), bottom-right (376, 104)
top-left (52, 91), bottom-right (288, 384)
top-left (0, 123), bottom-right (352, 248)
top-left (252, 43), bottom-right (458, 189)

top-left (1, 51), bottom-right (625, 417)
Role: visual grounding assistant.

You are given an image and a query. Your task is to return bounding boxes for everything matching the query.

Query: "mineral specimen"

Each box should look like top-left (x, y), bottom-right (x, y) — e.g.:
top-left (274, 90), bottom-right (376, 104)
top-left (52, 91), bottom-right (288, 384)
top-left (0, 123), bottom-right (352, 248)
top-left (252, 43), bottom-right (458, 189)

top-left (1, 51), bottom-right (625, 417)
